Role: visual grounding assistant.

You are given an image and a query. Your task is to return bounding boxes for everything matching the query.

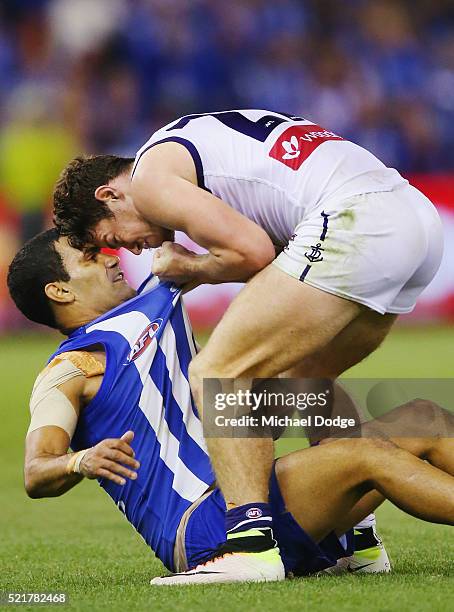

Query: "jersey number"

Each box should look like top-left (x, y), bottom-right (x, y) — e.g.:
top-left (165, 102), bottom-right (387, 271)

top-left (166, 111), bottom-right (304, 143)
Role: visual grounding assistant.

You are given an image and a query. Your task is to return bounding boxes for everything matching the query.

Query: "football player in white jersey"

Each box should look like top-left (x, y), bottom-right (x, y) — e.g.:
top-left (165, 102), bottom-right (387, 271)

top-left (53, 110), bottom-right (444, 583)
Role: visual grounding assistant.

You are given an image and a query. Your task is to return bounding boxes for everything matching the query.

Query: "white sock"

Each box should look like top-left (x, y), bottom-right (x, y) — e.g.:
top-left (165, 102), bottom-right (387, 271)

top-left (355, 513), bottom-right (376, 530)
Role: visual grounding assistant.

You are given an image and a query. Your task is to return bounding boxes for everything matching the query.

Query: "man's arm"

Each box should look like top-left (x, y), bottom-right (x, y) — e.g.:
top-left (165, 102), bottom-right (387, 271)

top-left (131, 143), bottom-right (276, 286)
top-left (25, 425), bottom-right (83, 497)
top-left (25, 375), bottom-right (140, 498)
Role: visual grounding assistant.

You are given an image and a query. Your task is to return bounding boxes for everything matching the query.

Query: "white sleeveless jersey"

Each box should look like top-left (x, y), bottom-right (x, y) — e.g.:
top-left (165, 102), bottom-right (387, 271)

top-left (134, 110), bottom-right (407, 246)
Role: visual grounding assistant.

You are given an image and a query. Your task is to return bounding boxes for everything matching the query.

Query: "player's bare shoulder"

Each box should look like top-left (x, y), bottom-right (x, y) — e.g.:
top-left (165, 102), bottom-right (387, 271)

top-left (133, 140), bottom-right (197, 183)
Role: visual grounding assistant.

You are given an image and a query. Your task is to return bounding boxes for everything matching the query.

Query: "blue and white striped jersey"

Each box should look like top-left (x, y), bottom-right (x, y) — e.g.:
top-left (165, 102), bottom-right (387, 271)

top-left (48, 276), bottom-right (215, 571)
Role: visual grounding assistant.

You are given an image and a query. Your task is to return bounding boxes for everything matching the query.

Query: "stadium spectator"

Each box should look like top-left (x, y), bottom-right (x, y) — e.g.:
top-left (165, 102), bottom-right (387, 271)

top-left (0, 0), bottom-right (453, 171)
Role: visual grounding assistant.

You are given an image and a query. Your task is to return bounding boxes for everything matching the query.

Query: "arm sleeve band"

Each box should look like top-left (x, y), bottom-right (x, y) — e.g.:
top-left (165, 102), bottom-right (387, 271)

top-left (28, 360), bottom-right (82, 438)
top-left (27, 352), bottom-right (105, 438)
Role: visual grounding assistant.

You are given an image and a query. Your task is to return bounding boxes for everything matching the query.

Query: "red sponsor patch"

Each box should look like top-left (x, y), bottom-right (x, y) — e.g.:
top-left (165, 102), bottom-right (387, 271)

top-left (269, 124), bottom-right (343, 170)
top-left (128, 319), bottom-right (162, 362)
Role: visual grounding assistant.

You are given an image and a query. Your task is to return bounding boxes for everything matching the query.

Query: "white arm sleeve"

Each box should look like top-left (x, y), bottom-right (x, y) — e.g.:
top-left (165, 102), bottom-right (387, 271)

top-left (28, 360), bottom-right (82, 438)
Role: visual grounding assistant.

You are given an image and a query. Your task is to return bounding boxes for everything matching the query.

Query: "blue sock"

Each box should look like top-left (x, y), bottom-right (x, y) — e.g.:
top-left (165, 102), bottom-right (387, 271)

top-left (226, 502), bottom-right (273, 535)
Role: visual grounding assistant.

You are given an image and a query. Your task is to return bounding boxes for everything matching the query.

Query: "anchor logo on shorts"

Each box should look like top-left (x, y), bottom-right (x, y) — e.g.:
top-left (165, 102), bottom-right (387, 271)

top-left (305, 243), bottom-right (324, 263)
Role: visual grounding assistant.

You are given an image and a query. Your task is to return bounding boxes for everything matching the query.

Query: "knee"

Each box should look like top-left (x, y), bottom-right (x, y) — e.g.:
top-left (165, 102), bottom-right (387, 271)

top-left (360, 437), bottom-right (397, 453)
top-left (389, 398), bottom-right (444, 435)
top-left (356, 437), bottom-right (401, 480)
top-left (410, 398), bottom-right (441, 425)
top-left (188, 353), bottom-right (227, 407)
top-left (326, 436), bottom-right (397, 458)
top-left (345, 437), bottom-right (398, 471)
top-left (319, 437), bottom-right (398, 481)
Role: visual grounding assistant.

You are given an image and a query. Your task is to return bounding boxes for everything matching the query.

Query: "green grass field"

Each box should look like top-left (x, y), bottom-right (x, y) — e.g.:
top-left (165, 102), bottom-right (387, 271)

top-left (1, 327), bottom-right (453, 611)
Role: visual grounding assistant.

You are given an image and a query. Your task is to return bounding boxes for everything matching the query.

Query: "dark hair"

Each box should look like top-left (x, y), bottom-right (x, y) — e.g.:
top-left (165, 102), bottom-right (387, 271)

top-left (7, 229), bottom-right (70, 329)
top-left (53, 154), bottom-right (134, 249)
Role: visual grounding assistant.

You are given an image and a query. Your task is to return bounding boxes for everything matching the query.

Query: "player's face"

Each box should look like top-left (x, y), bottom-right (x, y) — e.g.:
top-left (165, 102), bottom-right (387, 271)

top-left (56, 238), bottom-right (136, 313)
top-left (92, 172), bottom-right (173, 254)
top-left (92, 214), bottom-right (174, 255)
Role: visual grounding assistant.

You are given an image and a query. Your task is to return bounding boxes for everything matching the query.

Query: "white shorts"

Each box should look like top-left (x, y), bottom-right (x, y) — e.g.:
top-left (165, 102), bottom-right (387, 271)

top-left (273, 183), bottom-right (444, 314)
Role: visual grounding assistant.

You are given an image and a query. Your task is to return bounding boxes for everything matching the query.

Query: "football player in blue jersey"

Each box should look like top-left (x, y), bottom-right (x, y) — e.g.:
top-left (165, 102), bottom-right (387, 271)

top-left (7, 230), bottom-right (453, 585)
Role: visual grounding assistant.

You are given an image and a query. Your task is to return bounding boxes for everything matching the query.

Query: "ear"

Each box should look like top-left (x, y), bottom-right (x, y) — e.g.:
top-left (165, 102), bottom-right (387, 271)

top-left (45, 282), bottom-right (75, 305)
top-left (94, 184), bottom-right (120, 203)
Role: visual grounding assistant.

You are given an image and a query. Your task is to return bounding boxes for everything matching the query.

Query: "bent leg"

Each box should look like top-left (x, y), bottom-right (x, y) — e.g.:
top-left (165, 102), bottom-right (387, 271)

top-left (362, 440), bottom-right (454, 525)
top-left (275, 437), bottom-right (454, 544)
top-left (363, 399), bottom-right (454, 474)
top-left (321, 399), bottom-right (454, 533)
top-left (190, 264), bottom-right (363, 506)
top-left (275, 440), bottom-right (371, 543)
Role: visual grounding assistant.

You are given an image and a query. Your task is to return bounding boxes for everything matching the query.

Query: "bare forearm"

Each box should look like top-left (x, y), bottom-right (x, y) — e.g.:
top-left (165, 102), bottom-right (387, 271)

top-left (187, 252), bottom-right (264, 284)
top-left (152, 244), bottom-right (270, 289)
top-left (25, 454), bottom-right (83, 498)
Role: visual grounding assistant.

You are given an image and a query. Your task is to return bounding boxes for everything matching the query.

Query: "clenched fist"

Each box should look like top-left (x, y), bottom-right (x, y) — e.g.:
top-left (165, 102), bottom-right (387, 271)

top-left (152, 241), bottom-right (199, 285)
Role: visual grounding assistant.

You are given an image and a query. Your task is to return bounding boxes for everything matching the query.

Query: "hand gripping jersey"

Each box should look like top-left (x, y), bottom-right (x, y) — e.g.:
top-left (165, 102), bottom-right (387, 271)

top-left (47, 277), bottom-right (215, 571)
top-left (133, 109), bottom-right (406, 246)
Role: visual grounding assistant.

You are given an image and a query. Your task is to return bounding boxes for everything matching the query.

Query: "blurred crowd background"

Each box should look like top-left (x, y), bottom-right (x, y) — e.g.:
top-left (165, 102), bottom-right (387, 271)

top-left (1, 0), bottom-right (454, 329)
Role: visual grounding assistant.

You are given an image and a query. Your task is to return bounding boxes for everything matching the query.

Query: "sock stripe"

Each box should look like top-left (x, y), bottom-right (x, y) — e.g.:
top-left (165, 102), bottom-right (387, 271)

top-left (227, 528), bottom-right (268, 540)
top-left (222, 529), bottom-right (277, 554)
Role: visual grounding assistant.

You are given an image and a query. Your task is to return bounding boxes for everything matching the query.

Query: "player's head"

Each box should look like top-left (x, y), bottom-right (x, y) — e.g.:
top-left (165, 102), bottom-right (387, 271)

top-left (53, 155), bottom-right (172, 254)
top-left (7, 229), bottom-right (135, 333)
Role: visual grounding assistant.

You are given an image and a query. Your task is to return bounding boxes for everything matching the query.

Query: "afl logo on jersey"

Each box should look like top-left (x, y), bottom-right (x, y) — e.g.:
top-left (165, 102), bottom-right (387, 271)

top-left (127, 319), bottom-right (162, 362)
